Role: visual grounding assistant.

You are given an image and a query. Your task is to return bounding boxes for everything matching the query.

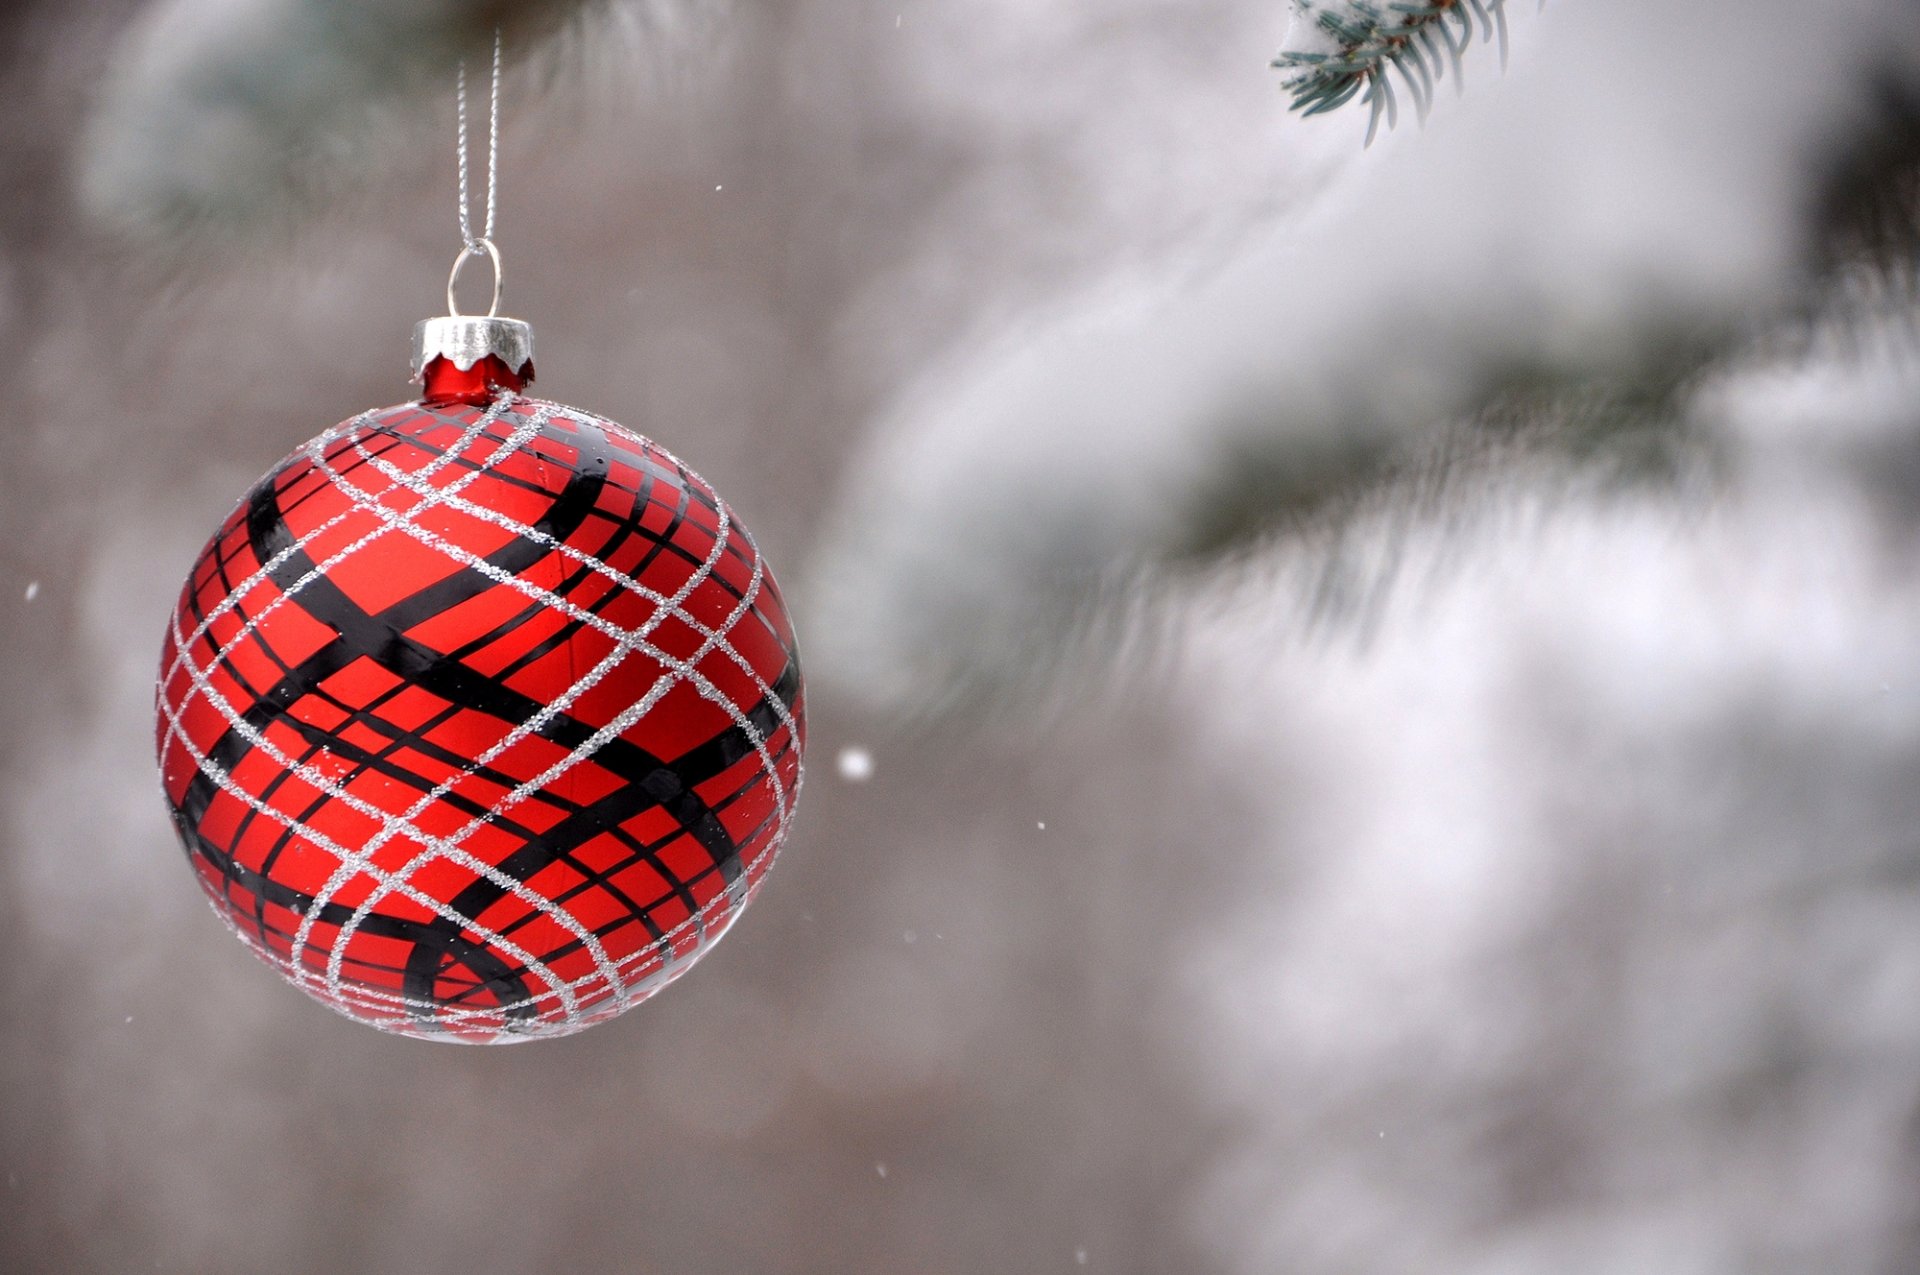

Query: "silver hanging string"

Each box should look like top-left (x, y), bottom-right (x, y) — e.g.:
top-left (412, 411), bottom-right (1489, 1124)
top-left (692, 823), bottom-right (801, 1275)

top-left (456, 28), bottom-right (502, 255)
top-left (420, 25), bottom-right (530, 371)
top-left (451, 27), bottom-right (503, 316)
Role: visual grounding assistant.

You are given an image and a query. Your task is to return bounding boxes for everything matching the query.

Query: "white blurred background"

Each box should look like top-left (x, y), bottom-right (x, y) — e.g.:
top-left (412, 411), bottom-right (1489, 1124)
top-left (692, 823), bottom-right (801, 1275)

top-left (4, 1), bottom-right (1920, 1271)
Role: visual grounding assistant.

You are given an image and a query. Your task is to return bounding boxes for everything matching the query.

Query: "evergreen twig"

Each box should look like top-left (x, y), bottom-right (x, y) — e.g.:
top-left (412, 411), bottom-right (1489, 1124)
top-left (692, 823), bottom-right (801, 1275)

top-left (1274, 0), bottom-right (1511, 145)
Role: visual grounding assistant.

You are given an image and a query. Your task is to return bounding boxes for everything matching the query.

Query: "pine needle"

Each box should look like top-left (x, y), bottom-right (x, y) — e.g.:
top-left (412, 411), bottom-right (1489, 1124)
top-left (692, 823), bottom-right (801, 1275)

top-left (1273, 0), bottom-right (1516, 145)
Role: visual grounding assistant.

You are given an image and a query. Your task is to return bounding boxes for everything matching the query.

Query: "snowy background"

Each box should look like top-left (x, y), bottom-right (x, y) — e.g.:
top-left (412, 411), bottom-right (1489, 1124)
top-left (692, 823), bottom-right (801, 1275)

top-left (4, 0), bottom-right (1920, 1270)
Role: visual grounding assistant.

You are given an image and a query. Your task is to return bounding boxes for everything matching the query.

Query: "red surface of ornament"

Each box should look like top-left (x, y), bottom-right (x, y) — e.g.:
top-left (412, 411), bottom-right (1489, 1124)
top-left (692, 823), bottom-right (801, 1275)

top-left (420, 352), bottom-right (534, 405)
top-left (155, 378), bottom-right (805, 1042)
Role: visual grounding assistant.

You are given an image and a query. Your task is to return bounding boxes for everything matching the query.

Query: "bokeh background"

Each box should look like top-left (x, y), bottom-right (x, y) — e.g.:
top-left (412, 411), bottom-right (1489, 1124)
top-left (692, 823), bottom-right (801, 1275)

top-left (5, 1), bottom-right (1920, 1271)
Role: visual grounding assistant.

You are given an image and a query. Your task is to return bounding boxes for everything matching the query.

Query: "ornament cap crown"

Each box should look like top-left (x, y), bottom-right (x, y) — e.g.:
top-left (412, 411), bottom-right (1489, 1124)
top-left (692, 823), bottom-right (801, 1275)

top-left (411, 315), bottom-right (535, 385)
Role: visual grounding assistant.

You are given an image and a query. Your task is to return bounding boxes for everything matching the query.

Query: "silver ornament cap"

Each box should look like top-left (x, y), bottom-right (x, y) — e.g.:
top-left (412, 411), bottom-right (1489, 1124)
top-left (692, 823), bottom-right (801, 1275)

top-left (410, 315), bottom-right (535, 384)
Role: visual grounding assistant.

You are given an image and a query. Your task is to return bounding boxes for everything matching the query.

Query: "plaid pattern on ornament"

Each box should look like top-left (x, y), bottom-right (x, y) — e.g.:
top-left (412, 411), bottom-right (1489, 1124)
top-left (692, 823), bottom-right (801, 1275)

top-left (155, 393), bottom-right (805, 1043)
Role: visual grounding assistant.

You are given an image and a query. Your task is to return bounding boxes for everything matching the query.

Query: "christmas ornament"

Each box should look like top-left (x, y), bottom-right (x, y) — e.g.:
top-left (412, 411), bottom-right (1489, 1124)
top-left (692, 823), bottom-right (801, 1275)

top-left (153, 35), bottom-right (805, 1043)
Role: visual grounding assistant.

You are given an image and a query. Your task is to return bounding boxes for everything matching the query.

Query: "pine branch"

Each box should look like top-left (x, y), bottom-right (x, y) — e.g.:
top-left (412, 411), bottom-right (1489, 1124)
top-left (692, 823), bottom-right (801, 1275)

top-left (1274, 0), bottom-right (1511, 145)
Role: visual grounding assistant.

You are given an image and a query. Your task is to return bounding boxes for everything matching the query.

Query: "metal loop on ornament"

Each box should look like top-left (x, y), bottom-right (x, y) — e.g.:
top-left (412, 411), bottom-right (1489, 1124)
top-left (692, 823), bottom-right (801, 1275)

top-left (447, 238), bottom-right (503, 319)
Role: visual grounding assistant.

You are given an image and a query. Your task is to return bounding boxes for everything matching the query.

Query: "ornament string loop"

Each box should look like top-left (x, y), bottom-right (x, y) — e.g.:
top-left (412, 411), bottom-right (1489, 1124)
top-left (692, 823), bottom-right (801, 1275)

top-left (456, 28), bottom-right (504, 271)
top-left (446, 236), bottom-right (503, 318)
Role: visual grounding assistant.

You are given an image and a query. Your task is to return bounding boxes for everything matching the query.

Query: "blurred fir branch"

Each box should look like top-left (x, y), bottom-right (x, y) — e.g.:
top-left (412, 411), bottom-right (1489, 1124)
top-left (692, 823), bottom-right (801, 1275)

top-left (1274, 0), bottom-right (1512, 144)
top-left (1809, 73), bottom-right (1920, 284)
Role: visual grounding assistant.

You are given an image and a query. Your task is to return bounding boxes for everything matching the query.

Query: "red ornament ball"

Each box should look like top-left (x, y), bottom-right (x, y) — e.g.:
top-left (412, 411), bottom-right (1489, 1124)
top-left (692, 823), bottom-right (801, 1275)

top-left (155, 358), bottom-right (804, 1043)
